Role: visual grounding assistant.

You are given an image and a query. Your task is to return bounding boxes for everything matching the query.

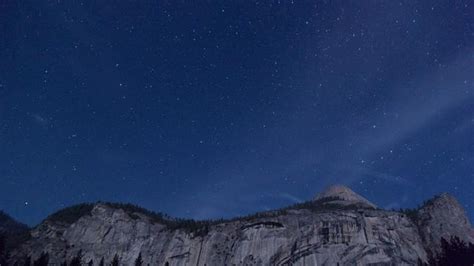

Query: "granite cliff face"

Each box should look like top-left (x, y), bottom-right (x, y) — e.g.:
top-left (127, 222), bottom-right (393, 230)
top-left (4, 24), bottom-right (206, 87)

top-left (6, 185), bottom-right (474, 265)
top-left (416, 193), bottom-right (474, 254)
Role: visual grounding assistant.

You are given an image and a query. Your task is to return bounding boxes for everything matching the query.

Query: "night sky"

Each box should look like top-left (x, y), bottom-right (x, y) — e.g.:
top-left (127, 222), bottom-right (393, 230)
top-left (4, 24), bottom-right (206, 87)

top-left (1, 1), bottom-right (473, 226)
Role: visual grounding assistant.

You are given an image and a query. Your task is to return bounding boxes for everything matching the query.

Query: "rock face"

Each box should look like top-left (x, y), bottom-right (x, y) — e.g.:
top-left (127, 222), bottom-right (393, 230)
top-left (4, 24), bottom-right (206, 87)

top-left (416, 193), bottom-right (474, 254)
top-left (314, 185), bottom-right (377, 209)
top-left (7, 185), bottom-right (474, 265)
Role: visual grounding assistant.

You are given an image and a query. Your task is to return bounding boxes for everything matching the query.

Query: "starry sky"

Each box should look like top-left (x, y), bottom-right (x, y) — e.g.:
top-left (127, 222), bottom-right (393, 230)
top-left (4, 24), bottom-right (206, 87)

top-left (1, 1), bottom-right (473, 225)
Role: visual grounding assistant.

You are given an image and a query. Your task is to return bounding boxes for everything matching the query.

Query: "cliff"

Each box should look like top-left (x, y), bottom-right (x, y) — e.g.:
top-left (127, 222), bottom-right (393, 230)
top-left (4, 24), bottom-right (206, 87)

top-left (6, 185), bottom-right (474, 265)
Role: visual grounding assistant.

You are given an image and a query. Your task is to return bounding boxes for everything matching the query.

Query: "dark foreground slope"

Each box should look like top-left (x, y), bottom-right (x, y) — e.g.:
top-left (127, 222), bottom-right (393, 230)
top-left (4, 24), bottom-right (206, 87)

top-left (0, 211), bottom-right (29, 250)
top-left (3, 185), bottom-right (474, 265)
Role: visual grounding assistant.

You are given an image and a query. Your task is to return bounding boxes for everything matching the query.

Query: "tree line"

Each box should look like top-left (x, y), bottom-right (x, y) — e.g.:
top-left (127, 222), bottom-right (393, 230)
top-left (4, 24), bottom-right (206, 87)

top-left (0, 243), bottom-right (146, 266)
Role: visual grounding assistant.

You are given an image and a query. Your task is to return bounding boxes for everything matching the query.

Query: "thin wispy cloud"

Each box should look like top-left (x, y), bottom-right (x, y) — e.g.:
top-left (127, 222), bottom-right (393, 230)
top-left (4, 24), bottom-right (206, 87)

top-left (31, 113), bottom-right (49, 127)
top-left (278, 192), bottom-right (304, 204)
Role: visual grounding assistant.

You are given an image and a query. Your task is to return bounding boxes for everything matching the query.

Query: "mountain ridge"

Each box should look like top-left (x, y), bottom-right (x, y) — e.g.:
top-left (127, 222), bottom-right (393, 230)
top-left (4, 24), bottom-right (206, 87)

top-left (2, 185), bottom-right (474, 265)
top-left (4, 185), bottom-right (468, 228)
top-left (34, 185), bottom-right (379, 229)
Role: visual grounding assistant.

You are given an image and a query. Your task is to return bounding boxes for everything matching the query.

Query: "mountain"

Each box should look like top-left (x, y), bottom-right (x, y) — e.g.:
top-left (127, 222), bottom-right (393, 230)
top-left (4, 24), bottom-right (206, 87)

top-left (416, 193), bottom-right (474, 253)
top-left (0, 211), bottom-right (29, 251)
top-left (313, 184), bottom-right (377, 209)
top-left (0, 211), bottom-right (26, 234)
top-left (5, 185), bottom-right (474, 265)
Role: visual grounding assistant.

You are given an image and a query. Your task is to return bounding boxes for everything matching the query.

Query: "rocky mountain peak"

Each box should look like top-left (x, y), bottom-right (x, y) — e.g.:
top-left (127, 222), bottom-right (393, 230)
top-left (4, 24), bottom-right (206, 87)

top-left (419, 193), bottom-right (471, 227)
top-left (416, 192), bottom-right (474, 252)
top-left (314, 184), bottom-right (377, 208)
top-left (425, 193), bottom-right (465, 209)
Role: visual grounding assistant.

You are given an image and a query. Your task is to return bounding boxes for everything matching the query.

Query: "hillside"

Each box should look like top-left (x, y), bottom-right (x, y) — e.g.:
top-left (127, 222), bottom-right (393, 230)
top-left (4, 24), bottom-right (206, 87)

top-left (0, 211), bottom-right (30, 251)
top-left (4, 185), bottom-right (474, 265)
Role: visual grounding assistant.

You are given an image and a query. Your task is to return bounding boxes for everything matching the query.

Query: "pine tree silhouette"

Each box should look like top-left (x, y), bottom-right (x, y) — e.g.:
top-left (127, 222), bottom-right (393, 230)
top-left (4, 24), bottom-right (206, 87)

top-left (0, 234), bottom-right (8, 266)
top-left (33, 252), bottom-right (49, 266)
top-left (111, 254), bottom-right (120, 266)
top-left (23, 256), bottom-right (31, 266)
top-left (430, 236), bottom-right (474, 266)
top-left (134, 252), bottom-right (143, 266)
top-left (70, 249), bottom-right (83, 266)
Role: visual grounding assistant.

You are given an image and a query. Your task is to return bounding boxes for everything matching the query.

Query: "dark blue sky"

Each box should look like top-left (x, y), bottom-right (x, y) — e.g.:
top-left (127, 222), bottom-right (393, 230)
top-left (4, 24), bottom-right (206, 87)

top-left (1, 1), bottom-right (473, 225)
